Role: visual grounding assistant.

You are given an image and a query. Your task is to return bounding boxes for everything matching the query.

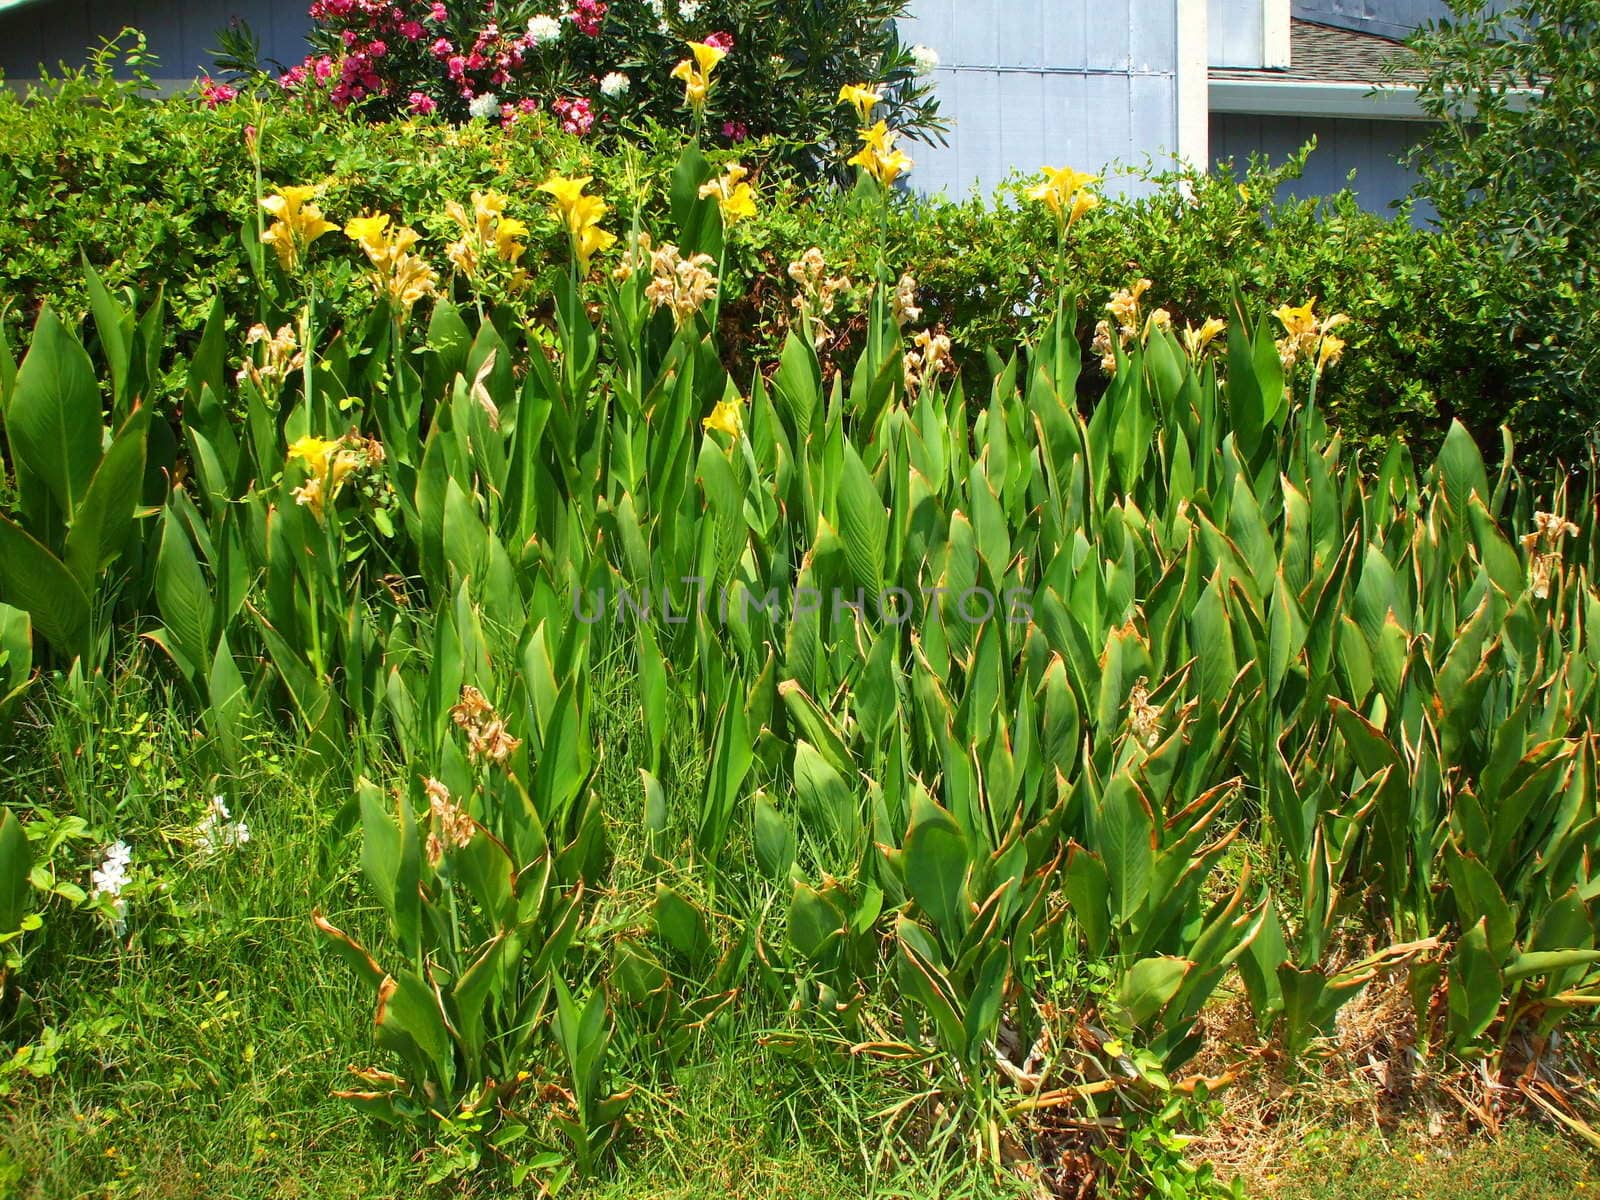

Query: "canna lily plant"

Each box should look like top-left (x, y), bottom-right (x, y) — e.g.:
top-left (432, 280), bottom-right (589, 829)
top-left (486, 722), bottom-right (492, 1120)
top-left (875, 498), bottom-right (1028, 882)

top-left (7, 132), bottom-right (1599, 1190)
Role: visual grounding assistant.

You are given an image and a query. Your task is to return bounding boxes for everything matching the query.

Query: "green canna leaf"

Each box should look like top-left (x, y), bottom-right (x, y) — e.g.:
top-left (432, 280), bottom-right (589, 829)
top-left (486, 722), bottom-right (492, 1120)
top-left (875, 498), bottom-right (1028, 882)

top-left (903, 791), bottom-right (970, 949)
top-left (7, 306), bottom-right (102, 522)
top-left (0, 515), bottom-right (90, 659)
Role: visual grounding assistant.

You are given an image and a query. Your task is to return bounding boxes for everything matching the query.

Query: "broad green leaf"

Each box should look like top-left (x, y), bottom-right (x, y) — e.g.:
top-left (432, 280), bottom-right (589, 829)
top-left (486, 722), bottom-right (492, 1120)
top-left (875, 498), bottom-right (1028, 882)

top-left (903, 792), bottom-right (970, 948)
top-left (63, 406), bottom-right (149, 587)
top-left (1116, 955), bottom-right (1191, 1028)
top-left (0, 515), bottom-right (90, 658)
top-left (838, 440), bottom-right (887, 594)
top-left (8, 306), bottom-right (103, 519)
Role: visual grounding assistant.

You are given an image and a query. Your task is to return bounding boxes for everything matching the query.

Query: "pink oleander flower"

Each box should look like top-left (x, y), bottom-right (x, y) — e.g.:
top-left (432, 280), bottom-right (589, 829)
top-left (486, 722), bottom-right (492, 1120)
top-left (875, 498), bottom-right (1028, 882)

top-left (399, 21), bottom-right (424, 40)
top-left (704, 30), bottom-right (734, 52)
top-left (722, 119), bottom-right (749, 143)
top-left (431, 36), bottom-right (454, 58)
top-left (199, 76), bottom-right (237, 108)
top-left (570, 0), bottom-right (608, 36)
top-left (409, 90), bottom-right (438, 114)
top-left (552, 95), bottom-right (595, 135)
top-left (429, 2), bottom-right (447, 20)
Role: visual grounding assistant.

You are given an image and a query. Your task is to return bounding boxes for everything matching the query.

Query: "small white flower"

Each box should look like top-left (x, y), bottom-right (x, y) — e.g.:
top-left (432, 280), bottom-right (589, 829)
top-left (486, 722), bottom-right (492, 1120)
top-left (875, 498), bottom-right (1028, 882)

top-left (599, 71), bottom-right (631, 97)
top-left (195, 795), bottom-right (251, 858)
top-left (92, 841), bottom-right (131, 933)
top-left (678, 0), bottom-right (701, 19)
top-left (468, 91), bottom-right (500, 120)
top-left (644, 0), bottom-right (664, 13)
top-left (910, 44), bottom-right (940, 76)
top-left (92, 840), bottom-right (131, 898)
top-left (527, 14), bottom-right (562, 44)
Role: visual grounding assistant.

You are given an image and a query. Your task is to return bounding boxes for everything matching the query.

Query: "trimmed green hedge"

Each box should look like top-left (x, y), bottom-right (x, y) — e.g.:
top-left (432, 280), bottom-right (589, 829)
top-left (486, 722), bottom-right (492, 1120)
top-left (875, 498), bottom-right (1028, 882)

top-left (0, 66), bottom-right (1561, 469)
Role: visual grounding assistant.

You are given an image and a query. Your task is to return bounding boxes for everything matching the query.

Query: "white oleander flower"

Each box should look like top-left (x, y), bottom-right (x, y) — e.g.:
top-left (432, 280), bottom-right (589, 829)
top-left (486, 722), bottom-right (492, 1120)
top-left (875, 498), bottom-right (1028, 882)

top-left (599, 71), bottom-right (630, 97)
top-left (468, 91), bottom-right (500, 119)
top-left (527, 15), bottom-right (562, 44)
top-left (910, 45), bottom-right (940, 75)
top-left (678, 0), bottom-right (701, 19)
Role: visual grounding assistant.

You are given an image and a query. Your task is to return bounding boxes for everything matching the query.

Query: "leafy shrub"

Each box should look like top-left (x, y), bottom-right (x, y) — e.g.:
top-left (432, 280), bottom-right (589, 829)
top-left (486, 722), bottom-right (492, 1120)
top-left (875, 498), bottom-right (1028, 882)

top-left (0, 41), bottom-right (1571, 472)
top-left (1406, 0), bottom-right (1600, 466)
top-left (282, 0), bottom-right (941, 169)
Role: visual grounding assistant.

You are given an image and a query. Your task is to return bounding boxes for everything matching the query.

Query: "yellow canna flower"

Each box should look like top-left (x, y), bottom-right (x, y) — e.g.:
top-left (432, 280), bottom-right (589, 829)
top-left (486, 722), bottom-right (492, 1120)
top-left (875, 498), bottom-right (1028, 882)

top-left (837, 83), bottom-right (883, 124)
top-left (346, 214), bottom-right (437, 316)
top-left (1273, 299), bottom-right (1319, 343)
top-left (344, 213), bottom-right (392, 248)
top-left (536, 174), bottom-right (593, 220)
top-left (698, 164), bottom-right (757, 224)
top-left (671, 41), bottom-right (726, 115)
top-left (539, 174), bottom-right (613, 272)
top-left (260, 185), bottom-right (338, 273)
top-left (1181, 317), bottom-right (1227, 359)
top-left (1027, 166), bottom-right (1101, 229)
top-left (688, 40), bottom-right (727, 77)
top-left (848, 121), bottom-right (913, 187)
top-left (493, 215), bottom-right (530, 266)
top-left (671, 59), bottom-right (707, 110)
top-left (577, 224), bottom-right (617, 272)
top-left (287, 435), bottom-right (340, 478)
top-left (1273, 299), bottom-right (1349, 371)
top-left (1068, 188), bottom-right (1100, 226)
top-left (444, 192), bottom-right (526, 282)
top-left (702, 396), bottom-right (743, 439)
top-left (288, 433), bottom-right (384, 522)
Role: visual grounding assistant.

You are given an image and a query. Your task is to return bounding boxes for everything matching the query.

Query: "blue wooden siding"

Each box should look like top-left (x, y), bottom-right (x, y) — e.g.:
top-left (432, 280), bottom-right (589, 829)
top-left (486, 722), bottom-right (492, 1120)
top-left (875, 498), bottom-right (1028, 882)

top-left (1210, 111), bottom-right (1433, 218)
top-left (898, 0), bottom-right (1187, 199)
top-left (0, 0), bottom-right (310, 81)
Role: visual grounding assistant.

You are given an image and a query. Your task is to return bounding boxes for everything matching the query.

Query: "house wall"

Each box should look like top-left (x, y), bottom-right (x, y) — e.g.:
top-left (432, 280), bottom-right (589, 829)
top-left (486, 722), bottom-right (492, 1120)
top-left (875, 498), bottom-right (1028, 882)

top-left (1210, 110), bottom-right (1433, 218)
top-left (898, 0), bottom-right (1204, 199)
top-left (0, 0), bottom-right (310, 82)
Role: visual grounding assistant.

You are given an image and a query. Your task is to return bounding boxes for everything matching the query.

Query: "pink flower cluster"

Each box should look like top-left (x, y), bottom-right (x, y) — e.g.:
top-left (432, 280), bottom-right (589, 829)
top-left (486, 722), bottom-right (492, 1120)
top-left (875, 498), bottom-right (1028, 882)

top-left (551, 96), bottom-right (595, 136)
top-left (199, 76), bottom-right (238, 108)
top-left (295, 2), bottom-right (625, 124)
top-left (703, 31), bottom-right (734, 52)
top-left (500, 97), bottom-right (541, 128)
top-left (569, 0), bottom-right (608, 37)
top-left (432, 19), bottom-right (557, 100)
top-left (279, 54), bottom-right (338, 92)
top-left (295, 0), bottom-right (453, 105)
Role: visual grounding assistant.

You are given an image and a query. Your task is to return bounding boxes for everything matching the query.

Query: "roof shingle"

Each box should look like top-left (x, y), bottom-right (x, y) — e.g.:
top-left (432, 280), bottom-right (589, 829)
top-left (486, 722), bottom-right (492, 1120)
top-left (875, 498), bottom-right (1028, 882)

top-left (1212, 19), bottom-right (1428, 85)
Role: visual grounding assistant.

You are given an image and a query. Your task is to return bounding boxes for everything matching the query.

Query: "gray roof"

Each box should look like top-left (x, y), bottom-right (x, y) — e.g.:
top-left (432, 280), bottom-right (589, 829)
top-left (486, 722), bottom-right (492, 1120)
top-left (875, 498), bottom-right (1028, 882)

top-left (1213, 19), bottom-right (1429, 85)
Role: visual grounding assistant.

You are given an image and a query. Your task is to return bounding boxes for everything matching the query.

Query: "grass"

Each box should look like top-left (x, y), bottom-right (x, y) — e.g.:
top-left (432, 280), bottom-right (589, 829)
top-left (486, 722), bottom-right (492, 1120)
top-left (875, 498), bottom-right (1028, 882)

top-left (1, 661), bottom-right (1596, 1199)
top-left (1264, 1119), bottom-right (1597, 1199)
